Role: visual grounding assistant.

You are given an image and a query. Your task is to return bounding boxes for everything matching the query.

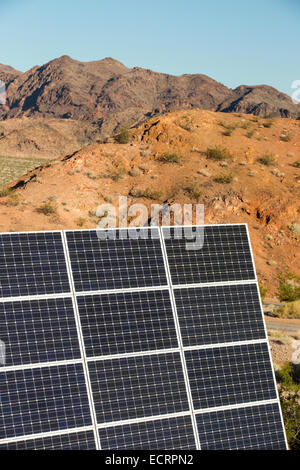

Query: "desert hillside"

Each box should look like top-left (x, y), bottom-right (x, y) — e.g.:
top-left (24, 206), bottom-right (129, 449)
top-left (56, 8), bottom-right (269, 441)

top-left (0, 109), bottom-right (299, 298)
top-left (1, 56), bottom-right (299, 140)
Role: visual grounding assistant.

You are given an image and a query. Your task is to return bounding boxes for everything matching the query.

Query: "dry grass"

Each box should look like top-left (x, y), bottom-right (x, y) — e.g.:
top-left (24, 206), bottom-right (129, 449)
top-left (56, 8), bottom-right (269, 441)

top-left (0, 155), bottom-right (47, 186)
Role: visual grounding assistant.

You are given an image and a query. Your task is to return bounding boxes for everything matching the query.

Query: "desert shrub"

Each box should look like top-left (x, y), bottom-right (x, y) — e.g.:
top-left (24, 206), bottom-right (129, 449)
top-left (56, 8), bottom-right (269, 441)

top-left (76, 217), bottom-right (86, 227)
top-left (240, 121), bottom-right (251, 130)
top-left (158, 152), bottom-right (181, 163)
top-left (36, 201), bottom-right (57, 215)
top-left (263, 120), bottom-right (274, 128)
top-left (110, 166), bottom-right (127, 181)
top-left (293, 161), bottom-right (300, 168)
top-left (178, 115), bottom-right (194, 131)
top-left (247, 130), bottom-right (255, 138)
top-left (257, 153), bottom-right (276, 166)
top-left (277, 363), bottom-right (300, 450)
top-left (114, 127), bottom-right (130, 144)
top-left (259, 281), bottom-right (268, 302)
top-left (0, 186), bottom-right (13, 197)
top-left (131, 187), bottom-right (161, 201)
top-left (213, 173), bottom-right (234, 184)
top-left (206, 146), bottom-right (230, 161)
top-left (186, 184), bottom-right (203, 201)
top-left (278, 272), bottom-right (300, 302)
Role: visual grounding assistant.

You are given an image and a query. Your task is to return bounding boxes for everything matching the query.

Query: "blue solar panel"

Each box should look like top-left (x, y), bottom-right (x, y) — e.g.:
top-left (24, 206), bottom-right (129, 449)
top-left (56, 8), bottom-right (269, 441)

top-left (185, 343), bottom-right (277, 410)
top-left (0, 297), bottom-right (81, 367)
top-left (196, 403), bottom-right (287, 450)
top-left (0, 225), bottom-right (287, 450)
top-left (163, 225), bottom-right (255, 285)
top-left (0, 364), bottom-right (92, 439)
top-left (0, 430), bottom-right (97, 450)
top-left (66, 228), bottom-right (167, 292)
top-left (99, 416), bottom-right (196, 449)
top-left (0, 232), bottom-right (70, 298)
top-left (88, 353), bottom-right (190, 424)
top-left (174, 283), bottom-right (266, 347)
top-left (77, 290), bottom-right (178, 357)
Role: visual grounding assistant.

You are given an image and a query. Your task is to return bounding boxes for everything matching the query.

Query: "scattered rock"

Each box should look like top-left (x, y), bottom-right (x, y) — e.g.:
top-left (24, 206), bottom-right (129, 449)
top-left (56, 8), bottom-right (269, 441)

top-left (267, 260), bottom-right (277, 266)
top-left (271, 168), bottom-right (284, 178)
top-left (239, 161), bottom-right (247, 166)
top-left (249, 171), bottom-right (257, 177)
top-left (287, 153), bottom-right (295, 157)
top-left (129, 168), bottom-right (142, 177)
top-left (219, 161), bottom-right (228, 167)
top-left (140, 150), bottom-right (152, 157)
top-left (198, 169), bottom-right (211, 177)
top-left (289, 223), bottom-right (300, 234)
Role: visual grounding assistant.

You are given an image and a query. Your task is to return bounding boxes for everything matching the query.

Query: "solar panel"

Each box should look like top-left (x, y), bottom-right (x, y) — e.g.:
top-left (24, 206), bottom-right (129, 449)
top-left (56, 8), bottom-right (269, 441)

top-left (196, 403), bottom-right (286, 450)
top-left (0, 225), bottom-right (287, 450)
top-left (77, 290), bottom-right (178, 357)
top-left (66, 228), bottom-right (167, 292)
top-left (99, 416), bottom-right (196, 450)
top-left (0, 297), bottom-right (80, 367)
top-left (88, 353), bottom-right (190, 424)
top-left (163, 225), bottom-right (255, 285)
top-left (0, 232), bottom-right (70, 297)
top-left (174, 283), bottom-right (266, 347)
top-left (0, 364), bottom-right (92, 440)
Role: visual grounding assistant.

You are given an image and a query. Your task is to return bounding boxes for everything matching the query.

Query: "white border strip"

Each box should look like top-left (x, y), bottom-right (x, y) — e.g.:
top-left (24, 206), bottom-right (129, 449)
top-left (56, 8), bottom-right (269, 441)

top-left (194, 399), bottom-right (280, 415)
top-left (61, 232), bottom-right (101, 450)
top-left (0, 426), bottom-right (95, 446)
top-left (97, 411), bottom-right (193, 430)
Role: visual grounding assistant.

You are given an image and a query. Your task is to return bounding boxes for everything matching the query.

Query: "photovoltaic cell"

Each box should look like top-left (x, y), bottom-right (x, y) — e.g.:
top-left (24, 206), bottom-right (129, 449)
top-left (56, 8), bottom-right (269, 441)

top-left (196, 403), bottom-right (287, 450)
top-left (185, 343), bottom-right (277, 410)
top-left (66, 228), bottom-right (167, 292)
top-left (174, 283), bottom-right (266, 347)
top-left (163, 225), bottom-right (255, 285)
top-left (0, 430), bottom-right (97, 450)
top-left (88, 353), bottom-right (190, 424)
top-left (99, 415), bottom-right (196, 450)
top-left (0, 364), bottom-right (92, 439)
top-left (0, 297), bottom-right (81, 367)
top-left (77, 290), bottom-right (178, 357)
top-left (0, 232), bottom-right (70, 298)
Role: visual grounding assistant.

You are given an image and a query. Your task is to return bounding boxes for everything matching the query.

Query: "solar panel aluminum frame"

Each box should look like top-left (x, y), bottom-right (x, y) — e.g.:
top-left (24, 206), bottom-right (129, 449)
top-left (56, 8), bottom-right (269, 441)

top-left (0, 224), bottom-right (288, 450)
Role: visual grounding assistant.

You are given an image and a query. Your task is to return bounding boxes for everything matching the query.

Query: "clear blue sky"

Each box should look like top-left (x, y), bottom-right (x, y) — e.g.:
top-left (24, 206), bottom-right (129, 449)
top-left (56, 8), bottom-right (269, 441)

top-left (1, 0), bottom-right (299, 95)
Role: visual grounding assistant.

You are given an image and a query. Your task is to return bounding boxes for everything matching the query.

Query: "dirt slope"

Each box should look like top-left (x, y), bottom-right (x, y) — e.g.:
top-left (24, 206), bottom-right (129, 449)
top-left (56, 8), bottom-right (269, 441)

top-left (0, 109), bottom-right (299, 297)
top-left (0, 117), bottom-right (99, 159)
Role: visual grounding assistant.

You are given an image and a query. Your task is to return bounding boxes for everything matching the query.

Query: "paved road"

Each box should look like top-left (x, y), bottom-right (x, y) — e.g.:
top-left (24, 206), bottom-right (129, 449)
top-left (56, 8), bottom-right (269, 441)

top-left (265, 316), bottom-right (300, 334)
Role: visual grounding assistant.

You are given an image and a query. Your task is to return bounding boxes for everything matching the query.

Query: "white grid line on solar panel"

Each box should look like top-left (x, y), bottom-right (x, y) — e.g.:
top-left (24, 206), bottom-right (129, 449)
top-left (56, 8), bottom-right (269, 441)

top-left (0, 427), bottom-right (96, 449)
top-left (0, 292), bottom-right (76, 303)
top-left (98, 415), bottom-right (196, 450)
top-left (65, 228), bottom-right (167, 292)
top-left (0, 297), bottom-right (81, 367)
top-left (195, 402), bottom-right (287, 450)
top-left (61, 232), bottom-right (101, 450)
top-left (85, 348), bottom-right (180, 362)
top-left (0, 363), bottom-right (93, 440)
top-left (88, 352), bottom-right (190, 425)
top-left (0, 358), bottom-right (84, 373)
top-left (174, 283), bottom-right (267, 347)
top-left (244, 224), bottom-right (289, 449)
top-left (76, 290), bottom-right (179, 358)
top-left (172, 279), bottom-right (257, 289)
top-left (158, 226), bottom-right (201, 449)
top-left (0, 231), bottom-right (70, 298)
top-left (185, 342), bottom-right (278, 411)
top-left (162, 224), bottom-right (255, 285)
